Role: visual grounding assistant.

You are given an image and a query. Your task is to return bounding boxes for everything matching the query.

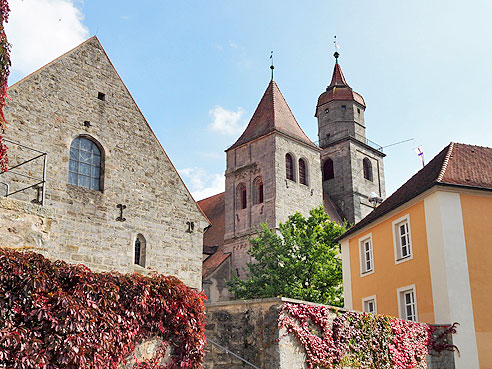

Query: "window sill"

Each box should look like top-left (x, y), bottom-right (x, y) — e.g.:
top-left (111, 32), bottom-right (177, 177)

top-left (395, 253), bottom-right (413, 265)
top-left (360, 269), bottom-right (374, 277)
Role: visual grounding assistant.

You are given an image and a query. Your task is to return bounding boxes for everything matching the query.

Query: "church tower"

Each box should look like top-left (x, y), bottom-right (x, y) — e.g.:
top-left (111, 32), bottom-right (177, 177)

top-left (316, 52), bottom-right (386, 224)
top-left (223, 79), bottom-right (323, 275)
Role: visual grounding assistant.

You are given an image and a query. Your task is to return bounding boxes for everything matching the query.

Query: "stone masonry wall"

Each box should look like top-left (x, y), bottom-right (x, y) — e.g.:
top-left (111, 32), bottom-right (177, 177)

top-left (321, 139), bottom-right (385, 224)
top-left (204, 298), bottom-right (455, 369)
top-left (0, 197), bottom-right (53, 252)
top-left (224, 134), bottom-right (276, 274)
top-left (2, 37), bottom-right (207, 289)
top-left (274, 134), bottom-right (323, 227)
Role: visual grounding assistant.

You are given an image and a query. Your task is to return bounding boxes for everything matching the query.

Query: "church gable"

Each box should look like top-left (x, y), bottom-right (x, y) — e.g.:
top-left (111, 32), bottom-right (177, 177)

top-left (4, 37), bottom-right (207, 288)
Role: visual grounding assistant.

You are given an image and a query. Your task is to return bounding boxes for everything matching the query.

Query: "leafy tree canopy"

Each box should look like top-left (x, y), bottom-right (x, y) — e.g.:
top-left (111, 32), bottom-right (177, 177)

top-left (227, 206), bottom-right (347, 306)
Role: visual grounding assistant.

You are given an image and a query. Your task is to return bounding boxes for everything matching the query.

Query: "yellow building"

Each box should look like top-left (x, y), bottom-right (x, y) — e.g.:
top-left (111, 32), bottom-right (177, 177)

top-left (337, 142), bottom-right (492, 369)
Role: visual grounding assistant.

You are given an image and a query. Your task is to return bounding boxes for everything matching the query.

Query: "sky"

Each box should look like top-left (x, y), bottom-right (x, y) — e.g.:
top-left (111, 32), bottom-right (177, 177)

top-left (5, 0), bottom-right (492, 200)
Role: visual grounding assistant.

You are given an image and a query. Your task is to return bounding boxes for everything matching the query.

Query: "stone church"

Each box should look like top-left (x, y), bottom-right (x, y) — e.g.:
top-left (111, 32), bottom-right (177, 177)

top-left (0, 37), bottom-right (208, 289)
top-left (201, 53), bottom-right (386, 301)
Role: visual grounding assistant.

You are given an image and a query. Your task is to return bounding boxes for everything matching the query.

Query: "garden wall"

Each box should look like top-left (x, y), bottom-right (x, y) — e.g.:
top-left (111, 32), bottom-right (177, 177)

top-left (204, 297), bottom-right (455, 369)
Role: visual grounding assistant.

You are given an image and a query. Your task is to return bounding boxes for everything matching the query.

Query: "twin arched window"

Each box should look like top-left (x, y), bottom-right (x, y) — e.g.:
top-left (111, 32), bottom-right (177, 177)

top-left (68, 136), bottom-right (102, 191)
top-left (285, 153), bottom-right (294, 181)
top-left (237, 183), bottom-right (247, 209)
top-left (299, 159), bottom-right (307, 185)
top-left (134, 234), bottom-right (146, 267)
top-left (363, 157), bottom-right (373, 181)
top-left (323, 158), bottom-right (334, 181)
top-left (253, 177), bottom-right (264, 204)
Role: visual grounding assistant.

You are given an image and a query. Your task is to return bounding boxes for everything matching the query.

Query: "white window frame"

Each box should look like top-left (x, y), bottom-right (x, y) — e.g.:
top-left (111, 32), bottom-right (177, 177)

top-left (392, 214), bottom-right (413, 264)
top-left (362, 295), bottom-right (377, 314)
top-left (397, 284), bottom-right (418, 321)
top-left (359, 233), bottom-right (374, 276)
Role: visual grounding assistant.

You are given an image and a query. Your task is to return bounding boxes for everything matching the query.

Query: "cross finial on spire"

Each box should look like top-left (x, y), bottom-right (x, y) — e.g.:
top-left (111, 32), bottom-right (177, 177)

top-left (270, 51), bottom-right (275, 80)
top-left (333, 36), bottom-right (340, 64)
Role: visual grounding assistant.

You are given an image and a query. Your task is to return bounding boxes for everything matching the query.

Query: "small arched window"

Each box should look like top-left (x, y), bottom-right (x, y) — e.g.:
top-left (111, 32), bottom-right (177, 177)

top-left (323, 158), bottom-right (334, 181)
top-left (286, 153), bottom-right (294, 181)
top-left (134, 234), bottom-right (146, 267)
top-left (237, 183), bottom-right (247, 209)
top-left (299, 159), bottom-right (308, 185)
top-left (253, 177), bottom-right (264, 204)
top-left (363, 157), bottom-right (373, 181)
top-left (68, 136), bottom-right (102, 190)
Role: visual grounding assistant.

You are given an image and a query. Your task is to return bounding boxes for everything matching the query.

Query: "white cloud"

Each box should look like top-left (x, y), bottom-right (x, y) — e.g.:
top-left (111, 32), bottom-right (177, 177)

top-left (179, 167), bottom-right (224, 201)
top-left (208, 105), bottom-right (246, 136)
top-left (6, 0), bottom-right (89, 76)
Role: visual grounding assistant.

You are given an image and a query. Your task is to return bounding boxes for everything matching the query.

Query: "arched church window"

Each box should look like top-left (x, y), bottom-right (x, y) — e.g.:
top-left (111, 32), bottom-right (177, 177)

top-left (253, 177), bottom-right (264, 204)
top-left (237, 183), bottom-right (247, 209)
top-left (134, 234), bottom-right (146, 267)
top-left (299, 159), bottom-right (308, 185)
top-left (286, 153), bottom-right (295, 181)
top-left (323, 158), bottom-right (334, 181)
top-left (363, 157), bottom-right (373, 181)
top-left (68, 136), bottom-right (103, 191)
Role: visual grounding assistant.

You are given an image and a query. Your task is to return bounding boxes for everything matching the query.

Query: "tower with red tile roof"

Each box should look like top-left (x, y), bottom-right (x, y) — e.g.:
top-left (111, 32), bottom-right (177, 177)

top-left (316, 52), bottom-right (386, 224)
top-left (221, 78), bottom-right (323, 283)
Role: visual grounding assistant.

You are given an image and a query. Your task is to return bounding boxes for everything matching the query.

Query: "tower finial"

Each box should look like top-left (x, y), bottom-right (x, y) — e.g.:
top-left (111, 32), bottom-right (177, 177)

top-left (333, 36), bottom-right (340, 64)
top-left (270, 51), bottom-right (274, 80)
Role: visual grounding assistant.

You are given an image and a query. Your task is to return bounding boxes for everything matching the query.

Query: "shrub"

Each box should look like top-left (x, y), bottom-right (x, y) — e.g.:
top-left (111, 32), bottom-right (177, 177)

top-left (0, 249), bottom-right (206, 369)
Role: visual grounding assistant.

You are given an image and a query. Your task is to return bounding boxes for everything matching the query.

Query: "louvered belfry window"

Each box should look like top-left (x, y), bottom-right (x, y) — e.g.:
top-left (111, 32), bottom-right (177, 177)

top-left (363, 157), bottom-right (373, 181)
top-left (237, 183), bottom-right (247, 209)
top-left (323, 158), bottom-right (334, 180)
top-left (286, 153), bottom-right (294, 181)
top-left (253, 177), bottom-right (264, 204)
top-left (299, 159), bottom-right (307, 185)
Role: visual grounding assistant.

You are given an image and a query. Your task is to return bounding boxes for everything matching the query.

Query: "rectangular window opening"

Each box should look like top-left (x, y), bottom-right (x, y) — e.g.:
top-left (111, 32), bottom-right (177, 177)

top-left (363, 298), bottom-right (377, 314)
top-left (394, 216), bottom-right (412, 262)
top-left (359, 236), bottom-right (373, 274)
top-left (97, 92), bottom-right (106, 101)
top-left (398, 287), bottom-right (417, 321)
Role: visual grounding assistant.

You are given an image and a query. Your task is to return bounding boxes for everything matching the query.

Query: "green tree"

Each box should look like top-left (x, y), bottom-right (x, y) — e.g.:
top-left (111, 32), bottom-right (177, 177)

top-left (227, 206), bottom-right (347, 306)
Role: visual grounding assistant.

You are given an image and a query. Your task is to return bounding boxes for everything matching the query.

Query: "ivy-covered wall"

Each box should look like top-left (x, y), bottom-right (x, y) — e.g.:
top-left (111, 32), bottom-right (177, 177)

top-left (204, 297), bottom-right (455, 369)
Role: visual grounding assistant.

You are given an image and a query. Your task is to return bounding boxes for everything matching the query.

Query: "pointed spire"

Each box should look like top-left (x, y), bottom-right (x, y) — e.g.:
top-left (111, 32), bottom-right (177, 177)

top-left (315, 53), bottom-right (365, 114)
top-left (228, 80), bottom-right (316, 151)
top-left (327, 55), bottom-right (349, 90)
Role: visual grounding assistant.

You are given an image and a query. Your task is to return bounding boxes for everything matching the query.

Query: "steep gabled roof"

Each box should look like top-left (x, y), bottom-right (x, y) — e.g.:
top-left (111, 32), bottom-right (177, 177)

top-left (8, 36), bottom-right (210, 224)
top-left (228, 80), bottom-right (317, 151)
top-left (338, 142), bottom-right (492, 241)
top-left (197, 192), bottom-right (225, 248)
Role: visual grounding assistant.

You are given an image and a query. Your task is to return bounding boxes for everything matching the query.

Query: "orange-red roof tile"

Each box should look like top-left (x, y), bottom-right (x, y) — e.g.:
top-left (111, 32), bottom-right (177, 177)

top-left (228, 80), bottom-right (316, 150)
top-left (198, 192), bottom-right (225, 247)
top-left (316, 62), bottom-right (365, 112)
top-left (338, 142), bottom-right (492, 240)
top-left (202, 247), bottom-right (231, 278)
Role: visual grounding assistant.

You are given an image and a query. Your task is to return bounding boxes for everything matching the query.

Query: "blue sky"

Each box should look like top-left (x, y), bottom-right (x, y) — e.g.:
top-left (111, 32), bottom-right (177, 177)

top-left (6, 0), bottom-right (492, 200)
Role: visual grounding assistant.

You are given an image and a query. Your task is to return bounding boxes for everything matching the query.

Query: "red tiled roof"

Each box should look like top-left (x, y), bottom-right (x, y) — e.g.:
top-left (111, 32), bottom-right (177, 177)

top-left (316, 62), bottom-right (365, 112)
top-left (228, 80), bottom-right (317, 150)
top-left (202, 247), bottom-right (231, 279)
top-left (197, 192), bottom-right (225, 247)
top-left (338, 143), bottom-right (492, 240)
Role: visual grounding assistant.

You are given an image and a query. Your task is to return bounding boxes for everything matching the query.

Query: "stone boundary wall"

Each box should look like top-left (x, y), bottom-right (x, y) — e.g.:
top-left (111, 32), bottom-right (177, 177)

top-left (204, 297), bottom-right (455, 369)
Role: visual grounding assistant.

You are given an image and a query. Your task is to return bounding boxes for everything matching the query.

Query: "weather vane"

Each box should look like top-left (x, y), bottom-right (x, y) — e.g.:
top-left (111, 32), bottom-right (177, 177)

top-left (333, 36), bottom-right (340, 63)
top-left (270, 51), bottom-right (274, 80)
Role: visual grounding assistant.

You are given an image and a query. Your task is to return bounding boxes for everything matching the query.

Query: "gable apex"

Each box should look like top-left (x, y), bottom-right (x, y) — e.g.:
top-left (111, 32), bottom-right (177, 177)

top-left (7, 36), bottom-right (210, 224)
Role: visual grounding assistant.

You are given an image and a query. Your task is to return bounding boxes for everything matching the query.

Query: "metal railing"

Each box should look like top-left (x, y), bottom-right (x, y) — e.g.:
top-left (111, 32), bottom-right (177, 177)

top-left (316, 130), bottom-right (383, 152)
top-left (0, 138), bottom-right (47, 206)
top-left (208, 339), bottom-right (261, 369)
